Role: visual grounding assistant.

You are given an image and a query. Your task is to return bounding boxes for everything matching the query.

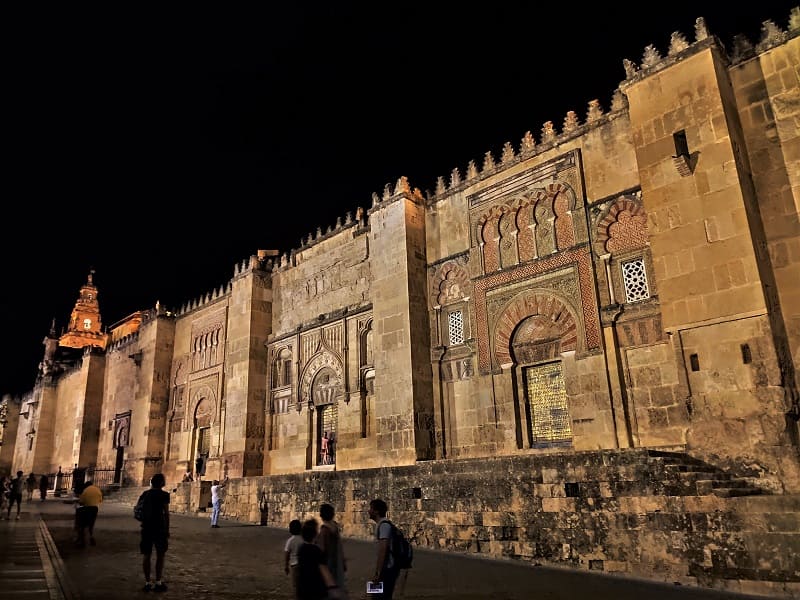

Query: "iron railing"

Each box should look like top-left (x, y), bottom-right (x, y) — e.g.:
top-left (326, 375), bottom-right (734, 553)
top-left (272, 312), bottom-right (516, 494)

top-left (42, 465), bottom-right (119, 497)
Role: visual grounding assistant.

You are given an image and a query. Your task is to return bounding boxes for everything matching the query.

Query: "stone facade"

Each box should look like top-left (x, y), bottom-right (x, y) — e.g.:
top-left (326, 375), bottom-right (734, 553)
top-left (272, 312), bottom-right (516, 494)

top-left (1, 10), bottom-right (798, 598)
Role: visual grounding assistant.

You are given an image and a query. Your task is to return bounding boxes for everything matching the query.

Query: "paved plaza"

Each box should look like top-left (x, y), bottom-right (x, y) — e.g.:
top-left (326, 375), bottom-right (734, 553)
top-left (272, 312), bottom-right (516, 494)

top-left (0, 496), bottom-right (769, 599)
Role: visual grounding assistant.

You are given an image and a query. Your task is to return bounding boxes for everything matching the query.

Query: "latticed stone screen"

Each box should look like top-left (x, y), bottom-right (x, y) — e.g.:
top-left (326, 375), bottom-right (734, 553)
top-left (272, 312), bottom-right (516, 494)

top-left (524, 361), bottom-right (572, 444)
top-left (622, 257), bottom-right (650, 303)
top-left (448, 310), bottom-right (464, 345)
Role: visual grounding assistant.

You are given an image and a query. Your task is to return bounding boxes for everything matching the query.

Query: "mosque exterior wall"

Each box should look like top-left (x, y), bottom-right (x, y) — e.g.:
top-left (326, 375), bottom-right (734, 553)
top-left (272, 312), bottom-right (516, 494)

top-left (2, 12), bottom-right (798, 597)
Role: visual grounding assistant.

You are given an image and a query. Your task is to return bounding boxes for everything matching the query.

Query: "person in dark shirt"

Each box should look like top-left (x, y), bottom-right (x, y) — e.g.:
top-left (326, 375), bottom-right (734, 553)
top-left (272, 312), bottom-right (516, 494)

top-left (5, 471), bottom-right (24, 520)
top-left (39, 473), bottom-right (49, 501)
top-left (296, 518), bottom-right (341, 600)
top-left (137, 473), bottom-right (170, 593)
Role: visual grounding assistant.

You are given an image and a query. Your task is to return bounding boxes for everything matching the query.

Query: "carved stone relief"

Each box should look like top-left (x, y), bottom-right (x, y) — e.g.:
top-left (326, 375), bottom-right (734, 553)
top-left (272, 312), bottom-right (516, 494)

top-left (429, 256), bottom-right (470, 308)
top-left (190, 383), bottom-right (217, 428)
top-left (474, 182), bottom-right (579, 277)
top-left (474, 247), bottom-right (600, 372)
top-left (114, 413), bottom-right (131, 448)
top-left (593, 193), bottom-right (648, 256)
top-left (190, 313), bottom-right (226, 373)
top-left (300, 351), bottom-right (344, 411)
top-left (492, 289), bottom-right (580, 368)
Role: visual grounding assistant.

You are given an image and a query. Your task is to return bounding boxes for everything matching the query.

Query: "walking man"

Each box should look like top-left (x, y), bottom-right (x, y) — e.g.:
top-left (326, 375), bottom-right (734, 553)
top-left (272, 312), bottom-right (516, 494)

top-left (210, 477), bottom-right (227, 528)
top-left (368, 498), bottom-right (399, 599)
top-left (137, 473), bottom-right (170, 593)
top-left (5, 471), bottom-right (24, 520)
top-left (316, 503), bottom-right (348, 596)
top-left (75, 479), bottom-right (103, 547)
top-left (39, 473), bottom-right (49, 501)
top-left (26, 472), bottom-right (37, 501)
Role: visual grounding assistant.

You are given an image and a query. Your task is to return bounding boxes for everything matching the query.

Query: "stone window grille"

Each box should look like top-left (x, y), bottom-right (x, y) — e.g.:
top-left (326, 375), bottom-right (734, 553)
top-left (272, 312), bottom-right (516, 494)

top-left (621, 257), bottom-right (650, 303)
top-left (448, 310), bottom-right (464, 345)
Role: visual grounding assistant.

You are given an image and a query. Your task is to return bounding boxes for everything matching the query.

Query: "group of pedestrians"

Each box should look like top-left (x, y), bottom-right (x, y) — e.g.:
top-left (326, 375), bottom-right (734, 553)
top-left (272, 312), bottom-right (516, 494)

top-left (285, 502), bottom-right (348, 600)
top-left (284, 498), bottom-right (402, 600)
top-left (1, 470), bottom-right (51, 519)
top-left (128, 473), bottom-right (405, 598)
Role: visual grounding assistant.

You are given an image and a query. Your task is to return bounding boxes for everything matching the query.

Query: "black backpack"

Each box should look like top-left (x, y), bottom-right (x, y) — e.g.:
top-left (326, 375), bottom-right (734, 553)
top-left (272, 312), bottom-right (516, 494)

top-left (133, 490), bottom-right (148, 522)
top-left (134, 489), bottom-right (164, 525)
top-left (387, 520), bottom-right (413, 570)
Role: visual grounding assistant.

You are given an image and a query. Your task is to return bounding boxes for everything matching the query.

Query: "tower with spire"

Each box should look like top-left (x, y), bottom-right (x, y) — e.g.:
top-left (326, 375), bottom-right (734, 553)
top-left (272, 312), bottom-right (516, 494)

top-left (58, 269), bottom-right (107, 351)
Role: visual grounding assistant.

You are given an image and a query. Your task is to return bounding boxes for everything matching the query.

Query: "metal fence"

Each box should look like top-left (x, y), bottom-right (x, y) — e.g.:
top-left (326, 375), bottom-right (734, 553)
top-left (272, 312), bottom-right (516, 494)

top-left (44, 466), bottom-right (118, 497)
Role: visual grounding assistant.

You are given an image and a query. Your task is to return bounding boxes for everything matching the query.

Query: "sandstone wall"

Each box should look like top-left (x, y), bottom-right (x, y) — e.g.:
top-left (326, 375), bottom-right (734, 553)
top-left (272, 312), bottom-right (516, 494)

top-left (165, 296), bottom-right (229, 483)
top-left (172, 450), bottom-right (800, 599)
top-left (271, 224), bottom-right (371, 335)
top-left (730, 37), bottom-right (800, 391)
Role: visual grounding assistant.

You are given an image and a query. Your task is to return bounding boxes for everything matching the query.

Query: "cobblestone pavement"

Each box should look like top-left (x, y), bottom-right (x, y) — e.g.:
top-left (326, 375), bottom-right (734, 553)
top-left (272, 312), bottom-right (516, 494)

top-left (1, 497), bottom-right (769, 600)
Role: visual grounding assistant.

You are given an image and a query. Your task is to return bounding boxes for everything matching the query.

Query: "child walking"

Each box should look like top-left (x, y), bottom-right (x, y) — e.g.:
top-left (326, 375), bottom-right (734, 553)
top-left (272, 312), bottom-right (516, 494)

top-left (284, 519), bottom-right (303, 597)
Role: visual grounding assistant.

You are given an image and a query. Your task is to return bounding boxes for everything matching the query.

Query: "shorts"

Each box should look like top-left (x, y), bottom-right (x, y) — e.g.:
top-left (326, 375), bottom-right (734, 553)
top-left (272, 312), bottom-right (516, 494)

top-left (76, 505), bottom-right (98, 529)
top-left (140, 528), bottom-right (169, 554)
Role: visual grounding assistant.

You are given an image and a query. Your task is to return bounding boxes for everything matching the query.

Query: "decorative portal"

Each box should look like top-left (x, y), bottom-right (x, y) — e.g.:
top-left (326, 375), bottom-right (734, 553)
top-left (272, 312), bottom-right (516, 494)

top-left (312, 367), bottom-right (340, 465)
top-left (318, 404), bottom-right (338, 466)
top-left (195, 427), bottom-right (210, 476)
top-left (523, 361), bottom-right (572, 445)
top-left (193, 392), bottom-right (215, 476)
top-left (113, 413), bottom-right (131, 448)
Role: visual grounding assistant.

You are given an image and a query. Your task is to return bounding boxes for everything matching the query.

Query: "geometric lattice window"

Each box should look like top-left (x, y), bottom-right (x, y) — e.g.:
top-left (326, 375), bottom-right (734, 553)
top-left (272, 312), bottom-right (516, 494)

top-left (448, 310), bottom-right (464, 345)
top-left (621, 257), bottom-right (650, 303)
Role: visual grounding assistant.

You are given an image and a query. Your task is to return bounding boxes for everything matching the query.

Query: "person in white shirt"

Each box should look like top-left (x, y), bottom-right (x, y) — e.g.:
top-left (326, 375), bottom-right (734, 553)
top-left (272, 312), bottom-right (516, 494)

top-left (210, 477), bottom-right (228, 528)
top-left (284, 519), bottom-right (303, 595)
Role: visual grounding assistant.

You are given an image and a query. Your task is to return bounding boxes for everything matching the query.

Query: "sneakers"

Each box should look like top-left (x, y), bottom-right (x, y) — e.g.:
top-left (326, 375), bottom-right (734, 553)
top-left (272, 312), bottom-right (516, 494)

top-left (143, 582), bottom-right (153, 592)
top-left (153, 583), bottom-right (167, 592)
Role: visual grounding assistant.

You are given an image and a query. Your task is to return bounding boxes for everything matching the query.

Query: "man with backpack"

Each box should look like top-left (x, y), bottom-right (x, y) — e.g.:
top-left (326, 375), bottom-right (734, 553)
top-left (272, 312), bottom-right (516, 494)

top-left (135, 473), bottom-right (170, 592)
top-left (368, 498), bottom-right (408, 599)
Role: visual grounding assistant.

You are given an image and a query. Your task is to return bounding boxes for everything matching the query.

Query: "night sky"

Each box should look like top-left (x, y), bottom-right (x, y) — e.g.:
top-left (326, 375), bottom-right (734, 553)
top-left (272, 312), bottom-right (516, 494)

top-left (2, 2), bottom-right (796, 397)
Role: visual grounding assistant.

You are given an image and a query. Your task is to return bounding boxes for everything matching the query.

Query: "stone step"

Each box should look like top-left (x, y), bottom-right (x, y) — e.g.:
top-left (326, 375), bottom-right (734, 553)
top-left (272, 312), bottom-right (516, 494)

top-left (711, 486), bottom-right (765, 498)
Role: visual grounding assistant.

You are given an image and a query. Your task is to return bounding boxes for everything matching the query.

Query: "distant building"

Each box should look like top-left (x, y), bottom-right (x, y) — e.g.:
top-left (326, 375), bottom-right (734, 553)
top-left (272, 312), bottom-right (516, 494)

top-left (2, 11), bottom-right (798, 597)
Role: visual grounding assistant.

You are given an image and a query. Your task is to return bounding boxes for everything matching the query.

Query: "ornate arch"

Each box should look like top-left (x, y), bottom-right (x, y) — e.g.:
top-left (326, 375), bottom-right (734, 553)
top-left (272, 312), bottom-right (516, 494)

top-left (533, 182), bottom-right (576, 251)
top-left (311, 367), bottom-right (340, 407)
top-left (493, 290), bottom-right (580, 368)
top-left (192, 385), bottom-right (217, 428)
top-left (431, 261), bottom-right (470, 307)
top-left (595, 195), bottom-right (648, 255)
top-left (300, 351), bottom-right (344, 410)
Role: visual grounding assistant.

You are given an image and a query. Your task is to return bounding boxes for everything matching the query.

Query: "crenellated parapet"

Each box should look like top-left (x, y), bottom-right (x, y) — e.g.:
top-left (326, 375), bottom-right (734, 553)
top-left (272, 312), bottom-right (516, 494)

top-left (368, 175), bottom-right (425, 211)
top-left (621, 10), bottom-right (797, 81)
top-left (430, 89), bottom-right (626, 202)
top-left (176, 281), bottom-right (233, 316)
top-left (106, 330), bottom-right (140, 354)
top-left (175, 249), bottom-right (285, 316)
top-left (274, 195), bottom-right (388, 270)
top-left (431, 9), bottom-right (798, 205)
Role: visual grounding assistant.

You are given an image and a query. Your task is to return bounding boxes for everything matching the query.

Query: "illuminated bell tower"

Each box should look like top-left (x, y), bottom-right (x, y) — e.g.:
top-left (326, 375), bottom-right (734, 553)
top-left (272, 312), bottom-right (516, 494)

top-left (59, 269), bottom-right (107, 350)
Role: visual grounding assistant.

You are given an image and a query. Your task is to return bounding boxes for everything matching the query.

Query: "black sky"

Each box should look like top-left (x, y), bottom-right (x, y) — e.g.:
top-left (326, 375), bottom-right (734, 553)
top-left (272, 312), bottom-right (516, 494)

top-left (2, 2), bottom-right (796, 397)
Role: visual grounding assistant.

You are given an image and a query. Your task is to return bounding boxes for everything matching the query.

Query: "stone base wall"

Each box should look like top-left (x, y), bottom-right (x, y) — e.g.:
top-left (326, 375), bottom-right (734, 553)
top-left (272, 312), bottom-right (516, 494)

top-left (170, 449), bottom-right (800, 599)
